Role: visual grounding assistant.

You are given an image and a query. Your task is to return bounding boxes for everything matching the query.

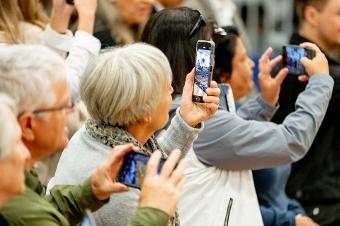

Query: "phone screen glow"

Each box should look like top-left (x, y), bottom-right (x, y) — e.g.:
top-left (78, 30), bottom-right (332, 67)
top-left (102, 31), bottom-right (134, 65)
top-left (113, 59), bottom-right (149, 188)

top-left (194, 48), bottom-right (211, 97)
top-left (285, 47), bottom-right (308, 75)
top-left (117, 152), bottom-right (164, 188)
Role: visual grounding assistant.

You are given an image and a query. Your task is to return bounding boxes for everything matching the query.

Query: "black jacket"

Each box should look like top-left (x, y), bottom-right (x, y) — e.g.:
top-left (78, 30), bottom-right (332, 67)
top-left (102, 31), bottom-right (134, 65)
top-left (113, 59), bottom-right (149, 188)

top-left (272, 33), bottom-right (340, 226)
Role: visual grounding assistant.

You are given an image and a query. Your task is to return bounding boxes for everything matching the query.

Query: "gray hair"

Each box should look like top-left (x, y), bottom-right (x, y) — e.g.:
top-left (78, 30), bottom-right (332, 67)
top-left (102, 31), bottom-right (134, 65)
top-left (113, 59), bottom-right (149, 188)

top-left (0, 45), bottom-right (67, 114)
top-left (80, 43), bottom-right (172, 127)
top-left (0, 94), bottom-right (18, 159)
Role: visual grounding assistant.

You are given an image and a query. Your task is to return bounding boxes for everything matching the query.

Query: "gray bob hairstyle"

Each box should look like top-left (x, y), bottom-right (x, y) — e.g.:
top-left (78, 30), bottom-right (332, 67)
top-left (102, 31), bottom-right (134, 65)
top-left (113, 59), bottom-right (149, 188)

top-left (80, 43), bottom-right (172, 127)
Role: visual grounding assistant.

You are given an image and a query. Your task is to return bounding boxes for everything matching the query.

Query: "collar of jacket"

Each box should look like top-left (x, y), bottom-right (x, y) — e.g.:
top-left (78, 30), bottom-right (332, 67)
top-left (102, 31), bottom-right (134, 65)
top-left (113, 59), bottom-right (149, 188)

top-left (25, 169), bottom-right (46, 196)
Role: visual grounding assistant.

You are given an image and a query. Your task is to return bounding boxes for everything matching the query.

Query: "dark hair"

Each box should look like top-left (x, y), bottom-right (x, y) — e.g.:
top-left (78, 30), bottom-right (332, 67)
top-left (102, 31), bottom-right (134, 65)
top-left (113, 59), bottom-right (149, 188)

top-left (141, 7), bottom-right (212, 95)
top-left (213, 26), bottom-right (240, 83)
top-left (295, 0), bottom-right (329, 25)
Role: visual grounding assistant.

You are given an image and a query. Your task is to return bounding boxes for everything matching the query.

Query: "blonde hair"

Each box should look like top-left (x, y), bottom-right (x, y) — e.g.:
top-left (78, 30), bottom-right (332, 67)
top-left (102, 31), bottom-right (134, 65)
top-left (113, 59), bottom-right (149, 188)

top-left (80, 43), bottom-right (172, 127)
top-left (18, 0), bottom-right (48, 29)
top-left (0, 0), bottom-right (23, 44)
top-left (0, 0), bottom-right (47, 44)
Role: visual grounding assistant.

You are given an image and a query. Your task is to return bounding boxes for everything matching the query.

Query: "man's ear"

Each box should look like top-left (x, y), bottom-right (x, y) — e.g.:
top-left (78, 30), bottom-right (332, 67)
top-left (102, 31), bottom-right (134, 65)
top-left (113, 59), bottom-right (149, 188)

top-left (17, 112), bottom-right (35, 141)
top-left (304, 5), bottom-right (319, 27)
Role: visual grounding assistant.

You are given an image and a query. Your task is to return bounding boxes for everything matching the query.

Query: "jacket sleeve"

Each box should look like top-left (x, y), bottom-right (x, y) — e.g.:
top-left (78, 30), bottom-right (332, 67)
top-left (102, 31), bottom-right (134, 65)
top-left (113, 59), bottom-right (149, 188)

top-left (42, 26), bottom-right (101, 102)
top-left (46, 177), bottom-right (107, 226)
top-left (41, 25), bottom-right (74, 58)
top-left (129, 207), bottom-right (169, 226)
top-left (260, 205), bottom-right (296, 226)
top-left (237, 95), bottom-right (279, 121)
top-left (194, 74), bottom-right (334, 170)
top-left (157, 108), bottom-right (203, 158)
top-left (287, 198), bottom-right (306, 216)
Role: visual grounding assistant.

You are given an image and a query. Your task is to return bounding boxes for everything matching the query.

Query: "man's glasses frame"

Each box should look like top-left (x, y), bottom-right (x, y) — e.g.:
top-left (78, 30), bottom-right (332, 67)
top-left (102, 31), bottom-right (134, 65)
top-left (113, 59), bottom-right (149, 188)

top-left (32, 102), bottom-right (75, 115)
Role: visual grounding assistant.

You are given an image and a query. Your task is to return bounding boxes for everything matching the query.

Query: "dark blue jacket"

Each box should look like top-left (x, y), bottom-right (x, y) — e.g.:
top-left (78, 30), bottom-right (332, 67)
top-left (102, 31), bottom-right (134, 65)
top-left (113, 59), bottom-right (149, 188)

top-left (253, 165), bottom-right (305, 226)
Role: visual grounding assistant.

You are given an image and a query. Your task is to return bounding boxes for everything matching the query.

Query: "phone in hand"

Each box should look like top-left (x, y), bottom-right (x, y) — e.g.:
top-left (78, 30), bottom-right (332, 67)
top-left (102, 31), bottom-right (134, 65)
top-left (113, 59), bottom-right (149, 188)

top-left (66, 0), bottom-right (74, 5)
top-left (282, 45), bottom-right (316, 75)
top-left (193, 40), bottom-right (215, 103)
top-left (117, 151), bottom-right (165, 189)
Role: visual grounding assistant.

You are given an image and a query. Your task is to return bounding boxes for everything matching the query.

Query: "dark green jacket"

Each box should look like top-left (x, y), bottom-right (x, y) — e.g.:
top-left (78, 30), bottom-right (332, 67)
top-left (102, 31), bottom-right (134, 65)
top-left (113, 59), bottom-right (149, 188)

top-left (0, 169), bottom-right (170, 226)
top-left (129, 208), bottom-right (169, 226)
top-left (0, 169), bottom-right (106, 226)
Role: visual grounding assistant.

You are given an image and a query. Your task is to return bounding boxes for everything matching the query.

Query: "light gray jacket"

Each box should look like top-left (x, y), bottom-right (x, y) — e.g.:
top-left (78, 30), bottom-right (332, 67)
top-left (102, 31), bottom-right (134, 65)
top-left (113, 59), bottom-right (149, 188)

top-left (182, 74), bottom-right (333, 170)
top-left (47, 109), bottom-right (203, 226)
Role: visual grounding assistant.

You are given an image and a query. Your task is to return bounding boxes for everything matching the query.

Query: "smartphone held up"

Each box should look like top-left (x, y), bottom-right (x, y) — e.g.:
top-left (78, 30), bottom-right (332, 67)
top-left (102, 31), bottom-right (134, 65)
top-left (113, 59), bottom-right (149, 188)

top-left (193, 40), bottom-right (215, 103)
top-left (117, 151), bottom-right (165, 189)
top-left (282, 45), bottom-right (316, 75)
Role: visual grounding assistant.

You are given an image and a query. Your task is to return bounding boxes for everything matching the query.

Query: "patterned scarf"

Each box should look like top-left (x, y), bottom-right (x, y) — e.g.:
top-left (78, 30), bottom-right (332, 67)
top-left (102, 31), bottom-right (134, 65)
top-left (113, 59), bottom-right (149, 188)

top-left (85, 119), bottom-right (180, 226)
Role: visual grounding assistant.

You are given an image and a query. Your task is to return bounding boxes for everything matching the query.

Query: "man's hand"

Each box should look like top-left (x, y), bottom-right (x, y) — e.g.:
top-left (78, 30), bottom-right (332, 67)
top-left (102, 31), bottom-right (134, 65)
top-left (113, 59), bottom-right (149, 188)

top-left (298, 42), bottom-right (329, 82)
top-left (139, 149), bottom-right (186, 217)
top-left (180, 68), bottom-right (220, 127)
top-left (258, 47), bottom-right (289, 106)
top-left (91, 144), bottom-right (137, 201)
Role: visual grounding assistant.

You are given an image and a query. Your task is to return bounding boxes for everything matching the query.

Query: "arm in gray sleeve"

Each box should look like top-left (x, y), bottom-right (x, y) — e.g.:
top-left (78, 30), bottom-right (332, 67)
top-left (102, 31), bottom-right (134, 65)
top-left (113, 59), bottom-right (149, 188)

top-left (237, 95), bottom-right (279, 121)
top-left (157, 108), bottom-right (203, 158)
top-left (194, 74), bottom-right (334, 170)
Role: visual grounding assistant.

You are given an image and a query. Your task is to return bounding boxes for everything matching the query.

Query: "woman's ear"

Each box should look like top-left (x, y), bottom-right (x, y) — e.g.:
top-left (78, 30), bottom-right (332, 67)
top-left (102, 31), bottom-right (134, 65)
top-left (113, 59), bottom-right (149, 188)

top-left (220, 71), bottom-right (231, 83)
top-left (17, 112), bottom-right (35, 141)
top-left (139, 114), bottom-right (152, 124)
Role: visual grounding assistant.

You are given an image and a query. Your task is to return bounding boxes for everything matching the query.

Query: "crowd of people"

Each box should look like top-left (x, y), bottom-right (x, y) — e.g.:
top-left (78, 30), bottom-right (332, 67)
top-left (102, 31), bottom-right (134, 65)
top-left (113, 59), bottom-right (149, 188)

top-left (0, 0), bottom-right (339, 226)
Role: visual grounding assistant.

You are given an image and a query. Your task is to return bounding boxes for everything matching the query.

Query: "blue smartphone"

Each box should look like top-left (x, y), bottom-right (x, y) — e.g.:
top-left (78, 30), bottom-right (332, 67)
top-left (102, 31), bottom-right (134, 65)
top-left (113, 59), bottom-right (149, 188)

top-left (117, 152), bottom-right (165, 189)
top-left (282, 45), bottom-right (316, 75)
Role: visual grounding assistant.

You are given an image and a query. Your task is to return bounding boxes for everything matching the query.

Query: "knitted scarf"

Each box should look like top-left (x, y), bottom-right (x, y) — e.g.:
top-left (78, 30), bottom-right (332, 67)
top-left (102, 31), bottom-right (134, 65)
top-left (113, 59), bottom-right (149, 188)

top-left (85, 119), bottom-right (180, 226)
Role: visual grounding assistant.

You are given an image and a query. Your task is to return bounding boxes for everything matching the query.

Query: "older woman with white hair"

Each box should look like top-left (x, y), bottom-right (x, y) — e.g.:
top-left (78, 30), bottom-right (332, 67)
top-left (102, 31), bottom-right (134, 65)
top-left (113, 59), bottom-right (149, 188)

top-left (49, 43), bottom-right (220, 226)
top-left (0, 94), bottom-right (30, 210)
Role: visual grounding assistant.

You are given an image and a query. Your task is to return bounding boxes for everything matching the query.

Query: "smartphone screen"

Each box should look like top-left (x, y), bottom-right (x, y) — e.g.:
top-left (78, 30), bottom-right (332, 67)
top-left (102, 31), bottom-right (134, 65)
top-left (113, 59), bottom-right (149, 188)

top-left (282, 46), bottom-right (315, 75)
top-left (193, 41), bottom-right (214, 102)
top-left (117, 152), bottom-right (165, 189)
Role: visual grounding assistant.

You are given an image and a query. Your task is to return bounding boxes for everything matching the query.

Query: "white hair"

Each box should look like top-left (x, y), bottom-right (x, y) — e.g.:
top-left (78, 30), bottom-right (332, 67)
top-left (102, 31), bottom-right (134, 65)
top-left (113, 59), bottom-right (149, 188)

top-left (0, 94), bottom-right (18, 159)
top-left (0, 45), bottom-right (67, 114)
top-left (80, 43), bottom-right (172, 127)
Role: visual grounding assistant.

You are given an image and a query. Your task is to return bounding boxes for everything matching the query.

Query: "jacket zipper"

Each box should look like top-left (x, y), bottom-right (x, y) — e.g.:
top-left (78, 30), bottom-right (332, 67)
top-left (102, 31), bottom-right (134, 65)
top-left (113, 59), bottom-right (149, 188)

top-left (224, 198), bottom-right (233, 226)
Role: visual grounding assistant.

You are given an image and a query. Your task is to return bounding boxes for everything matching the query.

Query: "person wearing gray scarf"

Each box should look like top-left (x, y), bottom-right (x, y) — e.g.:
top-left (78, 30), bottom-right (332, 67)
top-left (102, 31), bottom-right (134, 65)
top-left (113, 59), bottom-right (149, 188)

top-left (48, 43), bottom-right (220, 226)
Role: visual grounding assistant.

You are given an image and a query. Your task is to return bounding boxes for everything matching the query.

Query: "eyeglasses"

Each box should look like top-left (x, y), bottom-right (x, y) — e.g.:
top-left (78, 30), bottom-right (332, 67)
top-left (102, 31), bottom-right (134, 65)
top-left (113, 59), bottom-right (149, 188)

top-left (189, 11), bottom-right (206, 37)
top-left (32, 101), bottom-right (75, 115)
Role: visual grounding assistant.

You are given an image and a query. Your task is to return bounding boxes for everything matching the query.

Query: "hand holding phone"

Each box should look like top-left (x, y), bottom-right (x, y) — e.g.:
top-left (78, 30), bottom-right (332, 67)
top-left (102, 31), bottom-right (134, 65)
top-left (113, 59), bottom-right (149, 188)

top-left (193, 40), bottom-right (215, 103)
top-left (139, 150), bottom-right (186, 217)
top-left (282, 45), bottom-right (316, 75)
top-left (117, 151), bottom-right (165, 189)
